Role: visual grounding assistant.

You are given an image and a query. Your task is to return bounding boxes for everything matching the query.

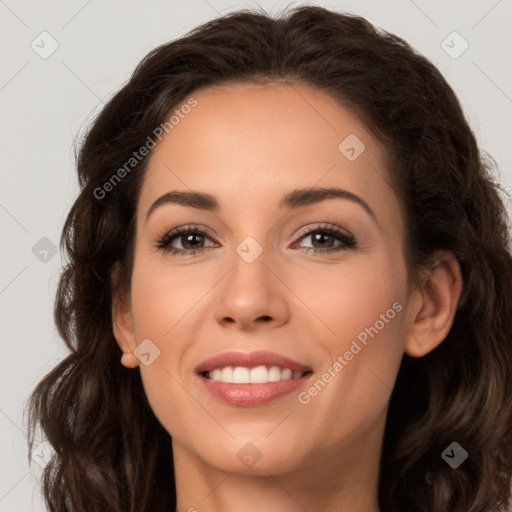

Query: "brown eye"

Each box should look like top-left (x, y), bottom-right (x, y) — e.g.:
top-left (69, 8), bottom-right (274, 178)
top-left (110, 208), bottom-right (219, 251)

top-left (293, 225), bottom-right (357, 254)
top-left (154, 226), bottom-right (218, 256)
top-left (154, 224), bottom-right (356, 257)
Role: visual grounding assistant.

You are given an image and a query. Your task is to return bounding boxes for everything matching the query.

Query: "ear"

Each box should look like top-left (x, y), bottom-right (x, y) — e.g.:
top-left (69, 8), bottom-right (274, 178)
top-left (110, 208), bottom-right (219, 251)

top-left (404, 251), bottom-right (463, 358)
top-left (111, 262), bottom-right (139, 368)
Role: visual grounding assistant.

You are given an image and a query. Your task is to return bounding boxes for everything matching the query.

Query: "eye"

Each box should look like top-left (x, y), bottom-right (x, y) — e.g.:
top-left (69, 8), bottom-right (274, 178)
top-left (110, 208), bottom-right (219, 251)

top-left (153, 225), bottom-right (218, 256)
top-left (292, 224), bottom-right (357, 254)
top-left (153, 223), bottom-right (357, 256)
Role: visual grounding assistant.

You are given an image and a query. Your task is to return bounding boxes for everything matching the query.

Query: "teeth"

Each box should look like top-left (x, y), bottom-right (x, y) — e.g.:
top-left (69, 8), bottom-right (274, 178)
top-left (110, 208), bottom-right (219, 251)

top-left (281, 368), bottom-right (292, 380)
top-left (206, 365), bottom-right (306, 384)
top-left (269, 366), bottom-right (281, 382)
top-left (250, 365), bottom-right (268, 383)
top-left (220, 367), bottom-right (232, 383)
top-left (233, 367), bottom-right (250, 383)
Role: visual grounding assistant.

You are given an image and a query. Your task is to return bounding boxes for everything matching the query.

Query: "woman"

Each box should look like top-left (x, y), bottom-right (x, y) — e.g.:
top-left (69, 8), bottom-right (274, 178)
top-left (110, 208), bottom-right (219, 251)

top-left (26, 5), bottom-right (512, 511)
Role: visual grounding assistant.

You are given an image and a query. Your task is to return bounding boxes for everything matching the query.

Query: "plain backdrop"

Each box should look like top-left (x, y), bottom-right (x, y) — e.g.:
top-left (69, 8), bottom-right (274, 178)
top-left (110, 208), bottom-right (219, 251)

top-left (1, 0), bottom-right (511, 510)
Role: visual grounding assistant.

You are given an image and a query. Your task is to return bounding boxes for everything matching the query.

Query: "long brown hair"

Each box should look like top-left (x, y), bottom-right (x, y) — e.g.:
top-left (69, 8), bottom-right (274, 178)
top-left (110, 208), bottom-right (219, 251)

top-left (25, 5), bottom-right (512, 511)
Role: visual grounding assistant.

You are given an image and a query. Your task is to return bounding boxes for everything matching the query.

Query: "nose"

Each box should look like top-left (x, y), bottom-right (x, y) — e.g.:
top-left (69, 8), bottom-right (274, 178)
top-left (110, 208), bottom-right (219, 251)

top-left (214, 245), bottom-right (290, 332)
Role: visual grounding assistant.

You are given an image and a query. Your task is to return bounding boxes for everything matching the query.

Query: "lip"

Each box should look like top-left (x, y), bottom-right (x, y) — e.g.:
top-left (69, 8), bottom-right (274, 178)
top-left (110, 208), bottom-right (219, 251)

top-left (195, 350), bottom-right (313, 407)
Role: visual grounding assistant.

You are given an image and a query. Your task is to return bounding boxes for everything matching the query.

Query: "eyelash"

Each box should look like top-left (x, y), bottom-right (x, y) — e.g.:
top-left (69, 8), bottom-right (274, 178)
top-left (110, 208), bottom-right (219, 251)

top-left (153, 223), bottom-right (357, 257)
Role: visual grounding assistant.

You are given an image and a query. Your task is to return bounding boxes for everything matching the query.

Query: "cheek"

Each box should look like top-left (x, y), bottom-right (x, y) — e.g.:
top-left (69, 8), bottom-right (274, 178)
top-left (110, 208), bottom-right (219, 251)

top-left (127, 254), bottom-right (229, 435)
top-left (309, 254), bottom-right (405, 348)
top-left (129, 254), bottom-right (212, 342)
top-left (304, 253), bottom-right (407, 412)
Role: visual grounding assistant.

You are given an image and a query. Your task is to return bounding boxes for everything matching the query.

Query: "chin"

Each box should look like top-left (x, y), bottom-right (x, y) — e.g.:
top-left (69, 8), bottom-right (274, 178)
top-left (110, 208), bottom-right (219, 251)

top-left (191, 435), bottom-right (309, 476)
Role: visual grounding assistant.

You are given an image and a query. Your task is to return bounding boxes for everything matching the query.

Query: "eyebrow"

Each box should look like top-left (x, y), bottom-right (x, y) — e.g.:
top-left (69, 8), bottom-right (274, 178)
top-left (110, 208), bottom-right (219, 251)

top-left (144, 186), bottom-right (377, 223)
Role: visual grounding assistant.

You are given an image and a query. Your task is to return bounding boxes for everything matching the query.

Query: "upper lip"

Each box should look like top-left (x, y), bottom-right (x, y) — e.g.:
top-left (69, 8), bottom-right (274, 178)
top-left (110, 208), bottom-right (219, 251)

top-left (195, 350), bottom-right (313, 374)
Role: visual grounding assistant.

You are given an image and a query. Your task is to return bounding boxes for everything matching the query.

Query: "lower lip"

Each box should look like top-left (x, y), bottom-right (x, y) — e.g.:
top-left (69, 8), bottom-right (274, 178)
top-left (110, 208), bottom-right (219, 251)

top-left (198, 373), bottom-right (312, 407)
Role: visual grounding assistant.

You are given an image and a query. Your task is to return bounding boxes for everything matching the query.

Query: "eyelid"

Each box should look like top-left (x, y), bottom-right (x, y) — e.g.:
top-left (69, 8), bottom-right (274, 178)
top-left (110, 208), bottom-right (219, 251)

top-left (293, 222), bottom-right (354, 243)
top-left (156, 223), bottom-right (217, 241)
top-left (158, 222), bottom-right (354, 242)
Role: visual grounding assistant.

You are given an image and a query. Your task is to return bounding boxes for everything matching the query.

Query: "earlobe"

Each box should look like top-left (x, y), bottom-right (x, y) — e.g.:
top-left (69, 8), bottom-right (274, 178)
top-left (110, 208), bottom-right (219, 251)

top-left (120, 349), bottom-right (139, 369)
top-left (111, 264), bottom-right (139, 369)
top-left (404, 251), bottom-right (463, 358)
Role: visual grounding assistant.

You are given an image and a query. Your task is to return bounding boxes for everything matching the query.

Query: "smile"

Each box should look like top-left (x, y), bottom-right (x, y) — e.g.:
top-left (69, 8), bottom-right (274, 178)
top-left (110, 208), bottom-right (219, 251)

top-left (195, 350), bottom-right (313, 406)
top-left (204, 365), bottom-right (307, 383)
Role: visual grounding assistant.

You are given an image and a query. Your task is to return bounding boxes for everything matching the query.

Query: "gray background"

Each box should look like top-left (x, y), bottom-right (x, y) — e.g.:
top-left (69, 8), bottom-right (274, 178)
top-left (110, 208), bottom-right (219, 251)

top-left (1, 0), bottom-right (511, 510)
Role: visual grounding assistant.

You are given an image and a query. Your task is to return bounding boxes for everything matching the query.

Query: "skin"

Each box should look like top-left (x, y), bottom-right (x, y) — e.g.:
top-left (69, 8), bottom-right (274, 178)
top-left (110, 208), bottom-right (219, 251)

top-left (112, 82), bottom-right (462, 512)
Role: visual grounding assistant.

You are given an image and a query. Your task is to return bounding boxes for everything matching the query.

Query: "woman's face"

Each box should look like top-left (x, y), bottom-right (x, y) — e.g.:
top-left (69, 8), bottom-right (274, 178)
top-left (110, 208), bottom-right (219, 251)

top-left (115, 81), bottom-right (414, 478)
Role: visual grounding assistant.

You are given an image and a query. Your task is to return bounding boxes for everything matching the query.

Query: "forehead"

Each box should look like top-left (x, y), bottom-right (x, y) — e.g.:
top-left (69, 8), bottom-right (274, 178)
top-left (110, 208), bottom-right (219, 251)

top-left (138, 81), bottom-right (400, 228)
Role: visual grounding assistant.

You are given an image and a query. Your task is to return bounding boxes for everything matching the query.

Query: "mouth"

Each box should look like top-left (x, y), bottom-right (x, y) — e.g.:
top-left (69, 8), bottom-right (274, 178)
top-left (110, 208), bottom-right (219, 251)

top-left (195, 351), bottom-right (313, 407)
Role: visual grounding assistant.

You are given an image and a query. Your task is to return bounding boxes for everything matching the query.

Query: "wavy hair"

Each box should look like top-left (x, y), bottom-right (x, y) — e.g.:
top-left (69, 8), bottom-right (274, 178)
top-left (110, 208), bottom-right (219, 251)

top-left (25, 5), bottom-right (512, 511)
